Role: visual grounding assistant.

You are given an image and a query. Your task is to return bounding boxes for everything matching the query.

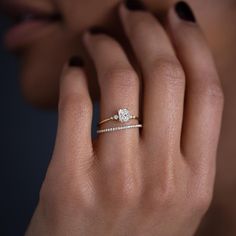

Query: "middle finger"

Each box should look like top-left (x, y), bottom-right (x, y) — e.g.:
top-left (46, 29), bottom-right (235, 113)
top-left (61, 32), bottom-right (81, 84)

top-left (119, 2), bottom-right (185, 149)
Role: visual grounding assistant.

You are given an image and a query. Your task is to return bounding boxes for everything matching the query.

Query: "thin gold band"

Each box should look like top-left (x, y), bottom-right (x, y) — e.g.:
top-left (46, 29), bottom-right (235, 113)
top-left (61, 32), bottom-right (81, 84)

top-left (97, 124), bottom-right (143, 134)
top-left (99, 115), bottom-right (139, 126)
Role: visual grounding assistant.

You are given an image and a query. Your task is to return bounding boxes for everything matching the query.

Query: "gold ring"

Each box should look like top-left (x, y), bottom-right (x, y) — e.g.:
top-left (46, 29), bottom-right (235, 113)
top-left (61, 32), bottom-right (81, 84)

top-left (98, 108), bottom-right (139, 126)
top-left (97, 124), bottom-right (143, 134)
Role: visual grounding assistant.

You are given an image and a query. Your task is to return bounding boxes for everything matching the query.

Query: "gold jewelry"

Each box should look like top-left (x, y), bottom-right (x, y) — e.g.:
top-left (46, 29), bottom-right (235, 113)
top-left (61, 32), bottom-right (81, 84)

top-left (97, 124), bottom-right (143, 134)
top-left (98, 108), bottom-right (139, 126)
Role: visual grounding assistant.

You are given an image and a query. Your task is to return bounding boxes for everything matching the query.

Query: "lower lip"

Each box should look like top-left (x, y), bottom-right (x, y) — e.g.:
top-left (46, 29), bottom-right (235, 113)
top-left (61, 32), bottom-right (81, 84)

top-left (4, 20), bottom-right (55, 50)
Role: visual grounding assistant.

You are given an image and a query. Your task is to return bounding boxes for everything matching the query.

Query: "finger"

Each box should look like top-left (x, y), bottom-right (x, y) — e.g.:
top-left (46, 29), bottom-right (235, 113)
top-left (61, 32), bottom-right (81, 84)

top-left (119, 3), bottom-right (185, 150)
top-left (52, 58), bottom-right (94, 169)
top-left (167, 3), bottom-right (224, 169)
top-left (82, 31), bottom-right (140, 150)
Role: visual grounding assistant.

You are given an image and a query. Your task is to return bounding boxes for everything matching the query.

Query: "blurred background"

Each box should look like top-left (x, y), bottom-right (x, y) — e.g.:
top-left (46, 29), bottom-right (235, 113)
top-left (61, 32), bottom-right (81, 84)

top-left (0, 15), bottom-right (58, 236)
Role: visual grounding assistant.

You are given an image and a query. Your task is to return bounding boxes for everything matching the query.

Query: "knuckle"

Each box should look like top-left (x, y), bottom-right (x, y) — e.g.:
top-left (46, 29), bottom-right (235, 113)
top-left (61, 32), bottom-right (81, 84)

top-left (192, 191), bottom-right (212, 214)
top-left (128, 15), bottom-right (153, 39)
top-left (188, 178), bottom-right (213, 215)
top-left (148, 58), bottom-right (185, 88)
top-left (39, 182), bottom-right (50, 205)
top-left (117, 189), bottom-right (140, 208)
top-left (106, 175), bottom-right (141, 208)
top-left (38, 180), bottom-right (60, 212)
top-left (144, 184), bottom-right (176, 210)
top-left (129, 16), bottom-right (146, 38)
top-left (39, 177), bottom-right (95, 213)
top-left (102, 67), bottom-right (139, 91)
top-left (189, 70), bottom-right (224, 105)
top-left (202, 79), bottom-right (224, 103)
top-left (58, 93), bottom-right (92, 120)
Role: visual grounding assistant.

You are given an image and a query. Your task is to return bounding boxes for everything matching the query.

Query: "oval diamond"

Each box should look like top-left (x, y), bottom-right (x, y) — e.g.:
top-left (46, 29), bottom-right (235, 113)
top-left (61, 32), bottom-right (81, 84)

top-left (118, 109), bottom-right (131, 123)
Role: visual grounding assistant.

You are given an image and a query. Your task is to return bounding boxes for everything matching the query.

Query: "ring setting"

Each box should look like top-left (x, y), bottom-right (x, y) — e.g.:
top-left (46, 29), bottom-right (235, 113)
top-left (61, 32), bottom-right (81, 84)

top-left (97, 108), bottom-right (142, 134)
top-left (98, 108), bottom-right (139, 126)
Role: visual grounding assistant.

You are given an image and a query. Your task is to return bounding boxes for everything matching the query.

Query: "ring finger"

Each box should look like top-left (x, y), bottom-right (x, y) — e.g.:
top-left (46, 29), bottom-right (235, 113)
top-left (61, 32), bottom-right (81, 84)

top-left (82, 31), bottom-right (141, 153)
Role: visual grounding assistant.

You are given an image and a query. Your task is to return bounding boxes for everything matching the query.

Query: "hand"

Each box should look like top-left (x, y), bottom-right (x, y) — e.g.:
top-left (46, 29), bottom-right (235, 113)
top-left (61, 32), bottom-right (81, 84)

top-left (25, 2), bottom-right (224, 236)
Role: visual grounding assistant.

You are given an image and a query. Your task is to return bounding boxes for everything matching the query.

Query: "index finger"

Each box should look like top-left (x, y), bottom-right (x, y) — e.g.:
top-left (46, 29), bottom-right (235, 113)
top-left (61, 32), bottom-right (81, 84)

top-left (52, 59), bottom-right (94, 169)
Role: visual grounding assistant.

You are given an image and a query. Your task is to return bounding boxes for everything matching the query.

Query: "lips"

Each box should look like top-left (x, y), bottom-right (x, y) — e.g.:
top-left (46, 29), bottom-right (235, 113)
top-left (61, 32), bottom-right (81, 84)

top-left (1, 2), bottom-right (62, 50)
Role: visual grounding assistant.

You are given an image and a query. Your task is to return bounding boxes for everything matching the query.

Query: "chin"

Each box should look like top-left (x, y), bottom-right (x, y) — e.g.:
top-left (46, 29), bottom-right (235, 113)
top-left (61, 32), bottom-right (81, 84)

top-left (19, 63), bottom-right (100, 110)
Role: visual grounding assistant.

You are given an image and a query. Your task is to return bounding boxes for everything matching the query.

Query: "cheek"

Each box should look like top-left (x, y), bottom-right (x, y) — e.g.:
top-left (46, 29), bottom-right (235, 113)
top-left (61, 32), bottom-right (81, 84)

top-left (190, 0), bottom-right (236, 81)
top-left (193, 1), bottom-right (234, 54)
top-left (20, 26), bottom-right (100, 108)
top-left (144, 0), bottom-right (173, 11)
top-left (55, 0), bottom-right (120, 32)
top-left (20, 27), bottom-right (78, 108)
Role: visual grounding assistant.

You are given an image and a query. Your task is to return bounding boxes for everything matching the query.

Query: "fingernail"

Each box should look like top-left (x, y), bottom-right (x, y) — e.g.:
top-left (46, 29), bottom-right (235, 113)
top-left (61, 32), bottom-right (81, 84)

top-left (69, 56), bottom-right (84, 67)
top-left (89, 26), bottom-right (109, 35)
top-left (125, 0), bottom-right (147, 11)
top-left (175, 1), bottom-right (196, 22)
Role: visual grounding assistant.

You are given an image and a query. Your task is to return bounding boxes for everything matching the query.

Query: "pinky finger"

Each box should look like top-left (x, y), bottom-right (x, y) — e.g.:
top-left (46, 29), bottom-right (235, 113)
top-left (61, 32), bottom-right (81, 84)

top-left (166, 3), bottom-right (224, 170)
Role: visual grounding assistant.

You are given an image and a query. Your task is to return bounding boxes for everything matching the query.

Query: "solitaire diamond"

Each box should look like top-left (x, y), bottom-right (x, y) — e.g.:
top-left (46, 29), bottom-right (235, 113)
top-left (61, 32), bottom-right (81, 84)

top-left (118, 109), bottom-right (131, 123)
top-left (98, 108), bottom-right (138, 126)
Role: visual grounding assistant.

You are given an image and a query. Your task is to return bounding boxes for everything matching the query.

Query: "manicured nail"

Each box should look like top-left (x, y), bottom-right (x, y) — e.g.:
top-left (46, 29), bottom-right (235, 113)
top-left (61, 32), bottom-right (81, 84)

top-left (175, 1), bottom-right (196, 22)
top-left (69, 56), bottom-right (84, 67)
top-left (125, 0), bottom-right (146, 11)
top-left (89, 26), bottom-right (109, 35)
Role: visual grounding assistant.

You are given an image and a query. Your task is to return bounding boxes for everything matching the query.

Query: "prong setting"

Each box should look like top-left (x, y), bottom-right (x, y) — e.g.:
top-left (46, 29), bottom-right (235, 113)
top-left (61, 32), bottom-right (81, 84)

top-left (118, 108), bottom-right (131, 123)
top-left (98, 108), bottom-right (139, 126)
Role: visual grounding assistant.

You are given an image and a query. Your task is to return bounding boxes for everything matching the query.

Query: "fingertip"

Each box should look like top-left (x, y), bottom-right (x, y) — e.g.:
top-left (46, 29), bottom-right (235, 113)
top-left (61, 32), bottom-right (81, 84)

top-left (119, 2), bottom-right (129, 21)
top-left (61, 57), bottom-right (89, 92)
top-left (167, 2), bottom-right (197, 30)
top-left (166, 2), bottom-right (206, 53)
top-left (60, 56), bottom-right (84, 82)
top-left (82, 31), bottom-right (92, 46)
top-left (69, 56), bottom-right (84, 67)
top-left (175, 1), bottom-right (196, 23)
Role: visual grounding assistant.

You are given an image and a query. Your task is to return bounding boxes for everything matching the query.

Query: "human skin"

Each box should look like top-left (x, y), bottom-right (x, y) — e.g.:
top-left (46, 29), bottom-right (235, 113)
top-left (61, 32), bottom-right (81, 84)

top-left (0, 0), bottom-right (235, 235)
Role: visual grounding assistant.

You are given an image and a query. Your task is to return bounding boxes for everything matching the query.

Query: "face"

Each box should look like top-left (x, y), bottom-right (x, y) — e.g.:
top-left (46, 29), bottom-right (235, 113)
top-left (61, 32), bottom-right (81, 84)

top-left (1, 0), bottom-right (236, 108)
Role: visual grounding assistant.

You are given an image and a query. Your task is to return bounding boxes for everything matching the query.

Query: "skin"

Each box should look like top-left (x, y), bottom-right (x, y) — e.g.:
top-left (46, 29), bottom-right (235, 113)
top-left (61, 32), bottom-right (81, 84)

top-left (1, 0), bottom-right (236, 235)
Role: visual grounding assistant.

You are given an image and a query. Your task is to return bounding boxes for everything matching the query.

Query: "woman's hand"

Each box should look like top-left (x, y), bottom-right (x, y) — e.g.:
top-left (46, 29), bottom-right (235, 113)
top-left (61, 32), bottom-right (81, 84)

top-left (26, 2), bottom-right (224, 236)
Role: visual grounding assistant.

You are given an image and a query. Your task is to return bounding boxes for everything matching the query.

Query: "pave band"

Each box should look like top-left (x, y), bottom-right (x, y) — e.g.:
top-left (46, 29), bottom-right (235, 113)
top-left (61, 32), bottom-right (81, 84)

top-left (97, 124), bottom-right (143, 134)
top-left (98, 108), bottom-right (139, 126)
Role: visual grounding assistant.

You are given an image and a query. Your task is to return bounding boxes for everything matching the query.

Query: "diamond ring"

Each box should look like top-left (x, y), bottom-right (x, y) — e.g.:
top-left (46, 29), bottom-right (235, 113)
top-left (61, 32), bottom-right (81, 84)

top-left (98, 108), bottom-right (139, 126)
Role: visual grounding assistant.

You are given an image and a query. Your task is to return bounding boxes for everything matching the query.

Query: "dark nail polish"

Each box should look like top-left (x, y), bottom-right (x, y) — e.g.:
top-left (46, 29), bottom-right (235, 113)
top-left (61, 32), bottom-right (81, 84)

top-left (125, 0), bottom-right (146, 11)
top-left (175, 1), bottom-right (196, 22)
top-left (89, 26), bottom-right (109, 35)
top-left (69, 56), bottom-right (84, 67)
